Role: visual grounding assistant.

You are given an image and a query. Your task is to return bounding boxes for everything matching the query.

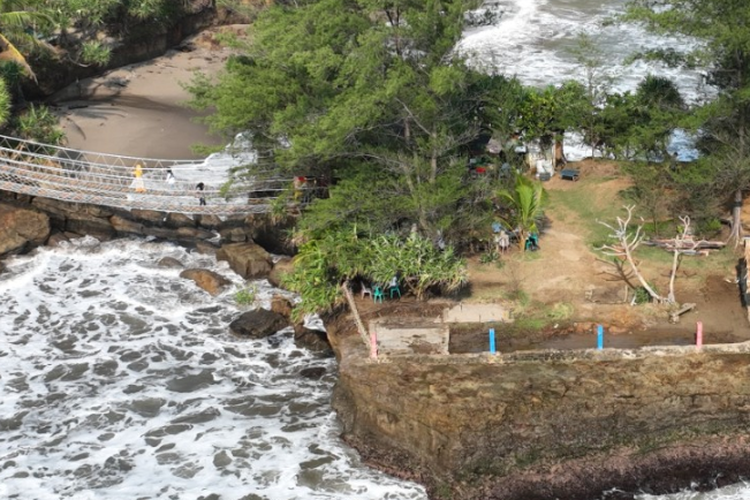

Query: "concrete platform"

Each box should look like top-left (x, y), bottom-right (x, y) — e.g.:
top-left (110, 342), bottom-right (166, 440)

top-left (440, 302), bottom-right (512, 323)
top-left (370, 318), bottom-right (449, 356)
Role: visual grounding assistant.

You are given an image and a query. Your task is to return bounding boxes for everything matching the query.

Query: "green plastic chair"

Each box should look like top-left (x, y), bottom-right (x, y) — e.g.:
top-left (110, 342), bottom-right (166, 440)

top-left (373, 286), bottom-right (385, 303)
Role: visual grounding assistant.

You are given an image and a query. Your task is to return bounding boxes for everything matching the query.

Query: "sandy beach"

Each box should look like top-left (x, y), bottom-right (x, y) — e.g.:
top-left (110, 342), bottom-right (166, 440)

top-left (51, 26), bottom-right (247, 160)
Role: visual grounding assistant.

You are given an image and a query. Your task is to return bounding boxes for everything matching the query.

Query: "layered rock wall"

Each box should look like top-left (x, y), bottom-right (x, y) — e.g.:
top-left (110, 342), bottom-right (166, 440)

top-left (331, 325), bottom-right (750, 499)
top-left (0, 193), bottom-right (294, 258)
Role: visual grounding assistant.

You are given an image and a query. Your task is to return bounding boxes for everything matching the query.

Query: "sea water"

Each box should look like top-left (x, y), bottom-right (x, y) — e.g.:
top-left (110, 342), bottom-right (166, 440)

top-left (0, 2), bottom-right (741, 499)
top-left (0, 237), bottom-right (427, 499)
top-left (459, 0), bottom-right (706, 160)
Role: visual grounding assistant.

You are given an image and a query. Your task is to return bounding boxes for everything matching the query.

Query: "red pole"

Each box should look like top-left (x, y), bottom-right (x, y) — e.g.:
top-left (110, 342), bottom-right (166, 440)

top-left (696, 321), bottom-right (703, 350)
top-left (370, 329), bottom-right (378, 359)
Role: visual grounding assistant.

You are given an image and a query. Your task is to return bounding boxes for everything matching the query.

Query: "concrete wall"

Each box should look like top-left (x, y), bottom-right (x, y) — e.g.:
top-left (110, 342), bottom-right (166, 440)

top-left (331, 325), bottom-right (750, 500)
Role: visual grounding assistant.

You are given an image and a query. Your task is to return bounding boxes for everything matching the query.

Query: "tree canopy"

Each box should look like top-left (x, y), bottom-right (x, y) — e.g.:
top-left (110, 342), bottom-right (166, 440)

top-left (624, 0), bottom-right (750, 241)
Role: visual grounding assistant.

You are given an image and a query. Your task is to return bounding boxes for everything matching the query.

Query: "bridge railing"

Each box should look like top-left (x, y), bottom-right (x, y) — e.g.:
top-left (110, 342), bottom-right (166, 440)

top-left (0, 134), bottom-right (313, 216)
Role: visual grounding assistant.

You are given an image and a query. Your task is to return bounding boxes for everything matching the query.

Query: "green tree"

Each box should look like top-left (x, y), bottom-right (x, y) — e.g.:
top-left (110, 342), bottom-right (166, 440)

top-left (282, 228), bottom-right (466, 316)
top-left (624, 0), bottom-right (750, 243)
top-left (0, 0), bottom-right (54, 79)
top-left (496, 173), bottom-right (548, 251)
top-left (569, 32), bottom-right (614, 157)
top-left (188, 0), bottom-right (505, 243)
top-left (0, 76), bottom-right (12, 124)
top-left (517, 81), bottom-right (587, 167)
top-left (592, 75), bottom-right (685, 161)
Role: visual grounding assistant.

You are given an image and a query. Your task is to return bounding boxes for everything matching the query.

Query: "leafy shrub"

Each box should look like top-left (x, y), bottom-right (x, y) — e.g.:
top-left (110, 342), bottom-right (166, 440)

top-left (14, 104), bottom-right (64, 145)
top-left (80, 41), bottom-right (111, 66)
top-left (633, 284), bottom-right (657, 305)
top-left (283, 230), bottom-right (467, 317)
top-left (480, 251), bottom-right (498, 264)
top-left (234, 285), bottom-right (257, 306)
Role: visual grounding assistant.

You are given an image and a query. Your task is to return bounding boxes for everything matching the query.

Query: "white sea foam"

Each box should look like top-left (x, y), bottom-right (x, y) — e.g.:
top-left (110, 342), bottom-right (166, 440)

top-left (637, 480), bottom-right (750, 499)
top-left (0, 238), bottom-right (427, 499)
top-left (459, 0), bottom-right (710, 102)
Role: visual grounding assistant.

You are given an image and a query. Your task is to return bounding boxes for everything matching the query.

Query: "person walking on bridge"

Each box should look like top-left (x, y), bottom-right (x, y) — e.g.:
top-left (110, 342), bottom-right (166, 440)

top-left (196, 182), bottom-right (206, 206)
top-left (134, 162), bottom-right (146, 193)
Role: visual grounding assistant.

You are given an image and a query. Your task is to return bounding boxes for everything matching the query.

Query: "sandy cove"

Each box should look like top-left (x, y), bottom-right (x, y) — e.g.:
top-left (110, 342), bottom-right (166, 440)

top-left (50, 26), bottom-right (248, 160)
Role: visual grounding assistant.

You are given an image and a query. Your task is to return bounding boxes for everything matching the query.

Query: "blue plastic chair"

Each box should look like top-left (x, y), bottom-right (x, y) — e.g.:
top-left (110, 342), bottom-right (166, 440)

top-left (389, 284), bottom-right (401, 298)
top-left (373, 286), bottom-right (385, 303)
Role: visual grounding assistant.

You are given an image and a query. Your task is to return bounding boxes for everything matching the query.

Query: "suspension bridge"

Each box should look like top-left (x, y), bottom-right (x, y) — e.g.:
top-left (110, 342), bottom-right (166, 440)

top-left (0, 134), bottom-right (301, 216)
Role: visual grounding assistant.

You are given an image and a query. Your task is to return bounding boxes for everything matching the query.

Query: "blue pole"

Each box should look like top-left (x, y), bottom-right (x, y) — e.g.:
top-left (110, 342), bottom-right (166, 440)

top-left (489, 328), bottom-right (496, 354)
top-left (597, 324), bottom-right (604, 350)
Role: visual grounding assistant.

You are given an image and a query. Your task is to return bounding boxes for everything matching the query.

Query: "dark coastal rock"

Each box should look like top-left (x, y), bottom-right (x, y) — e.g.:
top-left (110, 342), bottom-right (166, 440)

top-left (216, 242), bottom-right (272, 279)
top-left (270, 295), bottom-right (294, 318)
top-left (127, 209), bottom-right (168, 224)
top-left (299, 367), bottom-right (326, 380)
top-left (194, 241), bottom-right (218, 255)
top-left (268, 256), bottom-right (294, 288)
top-left (46, 232), bottom-right (70, 247)
top-left (0, 203), bottom-right (50, 256)
top-left (163, 213), bottom-right (196, 229)
top-left (293, 324), bottom-right (332, 354)
top-left (158, 257), bottom-right (184, 268)
top-left (229, 309), bottom-right (290, 339)
top-left (175, 226), bottom-right (215, 241)
top-left (66, 214), bottom-right (116, 241)
top-left (197, 214), bottom-right (222, 229)
top-left (110, 215), bottom-right (145, 235)
top-left (219, 226), bottom-right (252, 243)
top-left (179, 268), bottom-right (231, 296)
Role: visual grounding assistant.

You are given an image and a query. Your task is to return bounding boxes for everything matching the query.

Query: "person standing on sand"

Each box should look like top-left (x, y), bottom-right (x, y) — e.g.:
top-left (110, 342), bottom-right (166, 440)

top-left (134, 162), bottom-right (146, 193)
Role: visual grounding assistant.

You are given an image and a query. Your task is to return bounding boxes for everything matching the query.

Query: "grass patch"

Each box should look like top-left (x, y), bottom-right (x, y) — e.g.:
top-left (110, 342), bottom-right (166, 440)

top-left (234, 284), bottom-right (258, 306)
top-left (547, 177), bottom-right (626, 247)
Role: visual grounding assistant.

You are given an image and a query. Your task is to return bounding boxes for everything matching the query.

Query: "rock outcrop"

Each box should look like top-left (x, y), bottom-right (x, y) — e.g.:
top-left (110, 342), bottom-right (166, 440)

top-left (0, 191), bottom-right (292, 257)
top-left (0, 203), bottom-right (50, 256)
top-left (268, 256), bottom-right (294, 288)
top-left (216, 242), bottom-right (273, 279)
top-left (229, 309), bottom-right (290, 339)
top-left (180, 268), bottom-right (231, 296)
top-left (329, 319), bottom-right (750, 500)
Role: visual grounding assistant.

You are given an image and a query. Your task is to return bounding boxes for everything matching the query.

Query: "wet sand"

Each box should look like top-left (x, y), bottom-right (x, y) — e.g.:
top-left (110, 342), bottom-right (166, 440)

top-left (51, 26), bottom-right (247, 160)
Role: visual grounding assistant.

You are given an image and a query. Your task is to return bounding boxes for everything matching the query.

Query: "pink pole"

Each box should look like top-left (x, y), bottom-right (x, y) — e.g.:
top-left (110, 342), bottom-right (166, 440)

top-left (370, 329), bottom-right (378, 359)
top-left (696, 321), bottom-right (703, 350)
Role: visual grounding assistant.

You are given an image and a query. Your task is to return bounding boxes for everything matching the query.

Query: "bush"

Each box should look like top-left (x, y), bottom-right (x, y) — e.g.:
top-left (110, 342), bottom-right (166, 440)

top-left (13, 104), bottom-right (64, 145)
top-left (234, 285), bottom-right (257, 306)
top-left (283, 230), bottom-right (467, 316)
top-left (480, 251), bottom-right (498, 264)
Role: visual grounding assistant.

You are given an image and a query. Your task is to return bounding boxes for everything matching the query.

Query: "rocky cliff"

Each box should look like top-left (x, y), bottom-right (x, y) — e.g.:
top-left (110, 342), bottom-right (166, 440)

top-left (329, 318), bottom-right (750, 499)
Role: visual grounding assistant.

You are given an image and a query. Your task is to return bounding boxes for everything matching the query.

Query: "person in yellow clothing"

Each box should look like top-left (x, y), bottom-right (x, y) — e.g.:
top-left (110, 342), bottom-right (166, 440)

top-left (134, 162), bottom-right (146, 193)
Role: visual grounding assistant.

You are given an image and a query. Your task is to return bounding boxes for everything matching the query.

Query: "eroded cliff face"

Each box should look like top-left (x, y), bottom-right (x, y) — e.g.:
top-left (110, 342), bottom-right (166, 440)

top-left (329, 321), bottom-right (750, 499)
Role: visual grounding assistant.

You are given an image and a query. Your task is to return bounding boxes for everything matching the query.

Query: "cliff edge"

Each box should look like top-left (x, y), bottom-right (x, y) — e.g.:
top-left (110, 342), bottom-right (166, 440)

top-left (328, 312), bottom-right (750, 499)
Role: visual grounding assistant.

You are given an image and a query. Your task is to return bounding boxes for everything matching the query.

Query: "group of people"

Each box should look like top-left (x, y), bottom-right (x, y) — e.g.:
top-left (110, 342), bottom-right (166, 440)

top-left (132, 164), bottom-right (206, 206)
top-left (491, 221), bottom-right (541, 253)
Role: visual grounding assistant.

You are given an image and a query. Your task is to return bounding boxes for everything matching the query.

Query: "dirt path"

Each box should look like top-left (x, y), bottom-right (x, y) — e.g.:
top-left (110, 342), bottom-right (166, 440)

top-left (468, 175), bottom-right (619, 319)
top-left (467, 168), bottom-right (750, 339)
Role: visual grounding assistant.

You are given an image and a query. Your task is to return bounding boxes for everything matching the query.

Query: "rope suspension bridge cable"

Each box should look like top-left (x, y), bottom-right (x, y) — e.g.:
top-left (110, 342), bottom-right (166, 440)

top-left (0, 134), bottom-right (311, 216)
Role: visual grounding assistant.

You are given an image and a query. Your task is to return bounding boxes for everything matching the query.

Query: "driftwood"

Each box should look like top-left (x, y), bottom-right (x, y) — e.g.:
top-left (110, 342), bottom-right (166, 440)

top-left (645, 238), bottom-right (725, 253)
top-left (669, 302), bottom-right (696, 324)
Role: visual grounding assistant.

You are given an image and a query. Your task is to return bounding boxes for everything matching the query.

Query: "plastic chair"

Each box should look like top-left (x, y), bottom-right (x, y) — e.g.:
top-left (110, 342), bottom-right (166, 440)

top-left (389, 284), bottom-right (401, 298)
top-left (361, 284), bottom-right (372, 299)
top-left (373, 286), bottom-right (385, 303)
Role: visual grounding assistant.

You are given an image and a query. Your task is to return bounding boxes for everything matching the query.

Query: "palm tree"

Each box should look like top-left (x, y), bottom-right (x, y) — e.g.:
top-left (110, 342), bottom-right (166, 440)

top-left (496, 173), bottom-right (548, 251)
top-left (0, 0), bottom-right (55, 80)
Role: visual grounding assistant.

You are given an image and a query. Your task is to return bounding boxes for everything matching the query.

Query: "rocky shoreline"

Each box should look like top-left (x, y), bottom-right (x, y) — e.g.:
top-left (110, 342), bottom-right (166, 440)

top-left (4, 15), bottom-right (749, 500)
